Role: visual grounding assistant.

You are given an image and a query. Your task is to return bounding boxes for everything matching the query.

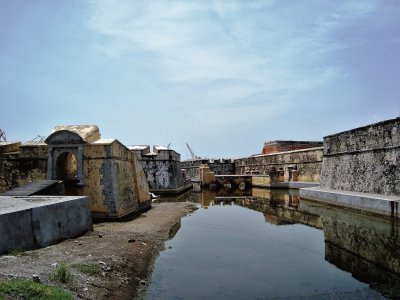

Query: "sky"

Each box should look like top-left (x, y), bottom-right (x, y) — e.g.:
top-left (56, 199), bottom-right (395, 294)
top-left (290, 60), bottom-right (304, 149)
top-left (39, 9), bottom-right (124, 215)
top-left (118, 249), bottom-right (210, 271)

top-left (1, 0), bottom-right (399, 159)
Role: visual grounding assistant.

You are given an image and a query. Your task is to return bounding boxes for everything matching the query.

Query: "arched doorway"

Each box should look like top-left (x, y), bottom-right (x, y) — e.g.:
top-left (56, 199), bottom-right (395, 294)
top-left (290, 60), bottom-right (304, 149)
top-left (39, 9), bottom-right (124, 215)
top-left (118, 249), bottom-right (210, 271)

top-left (55, 152), bottom-right (80, 196)
top-left (56, 152), bottom-right (77, 180)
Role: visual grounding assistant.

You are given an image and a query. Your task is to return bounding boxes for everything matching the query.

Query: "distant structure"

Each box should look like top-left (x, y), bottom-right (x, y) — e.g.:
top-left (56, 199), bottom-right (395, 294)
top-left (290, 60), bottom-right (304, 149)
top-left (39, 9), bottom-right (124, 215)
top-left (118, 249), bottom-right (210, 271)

top-left (129, 145), bottom-right (192, 194)
top-left (0, 129), bottom-right (6, 142)
top-left (181, 158), bottom-right (235, 181)
top-left (262, 140), bottom-right (323, 155)
top-left (186, 143), bottom-right (200, 160)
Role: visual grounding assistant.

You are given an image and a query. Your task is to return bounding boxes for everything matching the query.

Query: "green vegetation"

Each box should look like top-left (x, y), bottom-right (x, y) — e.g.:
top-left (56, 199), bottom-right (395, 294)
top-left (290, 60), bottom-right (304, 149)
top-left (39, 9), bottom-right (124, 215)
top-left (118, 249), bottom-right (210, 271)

top-left (71, 263), bottom-right (101, 275)
top-left (9, 248), bottom-right (26, 257)
top-left (49, 263), bottom-right (73, 285)
top-left (0, 278), bottom-right (74, 300)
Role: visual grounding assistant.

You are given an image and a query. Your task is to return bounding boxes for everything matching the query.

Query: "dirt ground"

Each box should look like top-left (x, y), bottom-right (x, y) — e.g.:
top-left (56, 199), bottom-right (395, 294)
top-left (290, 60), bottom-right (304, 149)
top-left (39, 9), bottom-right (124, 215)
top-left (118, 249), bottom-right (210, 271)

top-left (0, 202), bottom-right (197, 299)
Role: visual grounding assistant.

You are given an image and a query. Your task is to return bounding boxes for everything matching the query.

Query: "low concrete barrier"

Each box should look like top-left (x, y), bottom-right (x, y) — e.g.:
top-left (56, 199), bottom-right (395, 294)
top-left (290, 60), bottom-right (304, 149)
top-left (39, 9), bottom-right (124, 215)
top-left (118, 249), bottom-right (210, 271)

top-left (300, 187), bottom-right (400, 219)
top-left (0, 196), bottom-right (92, 254)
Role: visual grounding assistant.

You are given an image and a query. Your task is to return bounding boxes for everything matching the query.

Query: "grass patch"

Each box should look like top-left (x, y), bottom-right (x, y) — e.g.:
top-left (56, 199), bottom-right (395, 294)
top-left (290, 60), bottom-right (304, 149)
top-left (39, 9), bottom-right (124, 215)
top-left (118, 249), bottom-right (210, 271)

top-left (0, 278), bottom-right (74, 300)
top-left (9, 248), bottom-right (26, 257)
top-left (49, 263), bottom-right (73, 285)
top-left (71, 263), bottom-right (101, 275)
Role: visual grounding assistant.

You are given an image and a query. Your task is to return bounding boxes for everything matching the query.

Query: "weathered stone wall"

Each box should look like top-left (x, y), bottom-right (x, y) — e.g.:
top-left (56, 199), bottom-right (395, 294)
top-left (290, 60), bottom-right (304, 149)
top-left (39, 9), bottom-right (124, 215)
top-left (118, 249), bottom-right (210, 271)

top-left (132, 147), bottom-right (188, 192)
top-left (181, 158), bottom-right (235, 180)
top-left (83, 141), bottom-right (150, 218)
top-left (0, 144), bottom-right (48, 193)
top-left (235, 147), bottom-right (323, 182)
top-left (320, 118), bottom-right (400, 196)
top-left (0, 142), bottom-right (21, 154)
top-left (181, 159), bottom-right (204, 180)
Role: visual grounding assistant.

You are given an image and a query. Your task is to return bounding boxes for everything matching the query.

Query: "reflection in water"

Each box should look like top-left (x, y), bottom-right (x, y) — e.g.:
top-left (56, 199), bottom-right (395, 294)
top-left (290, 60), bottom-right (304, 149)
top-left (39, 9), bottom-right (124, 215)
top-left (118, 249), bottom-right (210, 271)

top-left (147, 189), bottom-right (400, 299)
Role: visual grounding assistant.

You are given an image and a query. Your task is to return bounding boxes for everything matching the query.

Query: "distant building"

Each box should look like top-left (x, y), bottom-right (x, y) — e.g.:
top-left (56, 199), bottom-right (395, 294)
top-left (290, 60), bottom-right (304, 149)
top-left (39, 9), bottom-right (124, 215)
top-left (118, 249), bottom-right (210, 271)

top-left (262, 140), bottom-right (323, 155)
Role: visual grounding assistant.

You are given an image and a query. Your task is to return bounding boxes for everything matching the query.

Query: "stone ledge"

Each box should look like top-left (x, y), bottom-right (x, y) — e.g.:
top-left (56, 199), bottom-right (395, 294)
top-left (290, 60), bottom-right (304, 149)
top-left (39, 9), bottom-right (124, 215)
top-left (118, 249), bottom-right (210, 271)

top-left (149, 183), bottom-right (193, 195)
top-left (0, 196), bottom-right (92, 254)
top-left (300, 187), bottom-right (400, 219)
top-left (253, 181), bottom-right (320, 189)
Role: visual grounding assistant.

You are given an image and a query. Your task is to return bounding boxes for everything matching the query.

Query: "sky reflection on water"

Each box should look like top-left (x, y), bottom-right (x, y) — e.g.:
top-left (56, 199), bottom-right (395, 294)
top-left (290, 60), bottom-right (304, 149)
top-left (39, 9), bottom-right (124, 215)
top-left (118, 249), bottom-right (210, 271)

top-left (147, 191), bottom-right (396, 299)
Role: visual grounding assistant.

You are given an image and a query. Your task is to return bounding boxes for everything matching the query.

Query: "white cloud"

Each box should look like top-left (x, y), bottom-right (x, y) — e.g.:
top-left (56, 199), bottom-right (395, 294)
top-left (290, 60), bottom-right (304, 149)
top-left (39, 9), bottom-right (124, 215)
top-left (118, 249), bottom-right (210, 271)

top-left (86, 0), bottom-right (382, 121)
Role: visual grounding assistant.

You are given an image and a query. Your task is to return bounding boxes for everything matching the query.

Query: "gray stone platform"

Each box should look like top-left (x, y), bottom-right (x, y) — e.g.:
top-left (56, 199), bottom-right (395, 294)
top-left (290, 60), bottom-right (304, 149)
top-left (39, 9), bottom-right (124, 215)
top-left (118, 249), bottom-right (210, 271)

top-left (0, 180), bottom-right (60, 196)
top-left (300, 187), bottom-right (400, 219)
top-left (0, 196), bottom-right (92, 254)
top-left (253, 181), bottom-right (320, 189)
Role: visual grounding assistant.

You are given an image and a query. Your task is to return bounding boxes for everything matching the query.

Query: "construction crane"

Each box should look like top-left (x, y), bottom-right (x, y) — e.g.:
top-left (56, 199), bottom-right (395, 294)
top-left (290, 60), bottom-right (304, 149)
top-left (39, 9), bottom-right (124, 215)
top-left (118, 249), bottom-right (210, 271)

top-left (0, 129), bottom-right (6, 142)
top-left (30, 134), bottom-right (46, 142)
top-left (186, 143), bottom-right (200, 160)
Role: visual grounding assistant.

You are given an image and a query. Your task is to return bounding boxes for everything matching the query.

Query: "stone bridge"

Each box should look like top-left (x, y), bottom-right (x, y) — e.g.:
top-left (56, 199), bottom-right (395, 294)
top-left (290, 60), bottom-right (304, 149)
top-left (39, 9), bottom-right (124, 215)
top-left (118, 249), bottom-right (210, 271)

top-left (199, 164), bottom-right (252, 190)
top-left (213, 175), bottom-right (252, 190)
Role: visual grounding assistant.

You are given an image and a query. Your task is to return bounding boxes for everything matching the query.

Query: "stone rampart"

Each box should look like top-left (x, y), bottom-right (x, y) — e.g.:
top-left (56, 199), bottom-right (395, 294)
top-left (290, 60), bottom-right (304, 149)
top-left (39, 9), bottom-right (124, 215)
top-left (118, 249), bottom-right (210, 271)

top-left (320, 118), bottom-right (399, 196)
top-left (235, 147), bottom-right (323, 182)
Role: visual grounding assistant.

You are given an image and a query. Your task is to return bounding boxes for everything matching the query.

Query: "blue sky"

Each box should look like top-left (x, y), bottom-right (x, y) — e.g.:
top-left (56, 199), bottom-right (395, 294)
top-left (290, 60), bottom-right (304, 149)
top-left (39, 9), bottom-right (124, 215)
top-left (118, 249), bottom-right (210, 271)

top-left (1, 0), bottom-right (399, 159)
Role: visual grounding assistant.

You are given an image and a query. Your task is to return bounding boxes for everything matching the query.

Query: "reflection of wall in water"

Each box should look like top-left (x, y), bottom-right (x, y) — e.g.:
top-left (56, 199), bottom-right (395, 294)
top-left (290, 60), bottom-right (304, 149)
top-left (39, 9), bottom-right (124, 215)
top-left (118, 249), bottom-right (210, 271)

top-left (234, 189), bottom-right (322, 228)
top-left (322, 216), bottom-right (399, 274)
top-left (325, 242), bottom-right (400, 298)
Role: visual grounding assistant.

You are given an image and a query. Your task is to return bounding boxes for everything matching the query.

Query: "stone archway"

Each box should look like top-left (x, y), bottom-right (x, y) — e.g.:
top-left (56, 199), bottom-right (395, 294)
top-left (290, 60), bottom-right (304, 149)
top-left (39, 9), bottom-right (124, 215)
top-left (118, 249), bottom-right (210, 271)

top-left (56, 152), bottom-right (77, 180)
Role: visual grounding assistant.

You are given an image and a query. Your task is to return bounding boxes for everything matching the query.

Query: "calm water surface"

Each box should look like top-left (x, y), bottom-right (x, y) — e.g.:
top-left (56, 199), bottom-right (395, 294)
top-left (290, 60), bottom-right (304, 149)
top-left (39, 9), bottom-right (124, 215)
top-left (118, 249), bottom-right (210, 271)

top-left (146, 189), bottom-right (400, 300)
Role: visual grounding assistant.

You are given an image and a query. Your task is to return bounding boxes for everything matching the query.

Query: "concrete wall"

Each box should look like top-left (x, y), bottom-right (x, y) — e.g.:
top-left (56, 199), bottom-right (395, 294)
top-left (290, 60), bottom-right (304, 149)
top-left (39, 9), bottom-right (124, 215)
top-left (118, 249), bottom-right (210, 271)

top-left (320, 118), bottom-right (400, 196)
top-left (0, 196), bottom-right (92, 254)
top-left (0, 143), bottom-right (47, 193)
top-left (235, 147), bottom-right (323, 182)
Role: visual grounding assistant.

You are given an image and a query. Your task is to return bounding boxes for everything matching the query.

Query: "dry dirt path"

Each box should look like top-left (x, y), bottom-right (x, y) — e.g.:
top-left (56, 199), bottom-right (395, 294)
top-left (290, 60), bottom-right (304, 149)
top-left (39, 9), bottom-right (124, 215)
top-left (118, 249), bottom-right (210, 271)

top-left (0, 201), bottom-right (197, 299)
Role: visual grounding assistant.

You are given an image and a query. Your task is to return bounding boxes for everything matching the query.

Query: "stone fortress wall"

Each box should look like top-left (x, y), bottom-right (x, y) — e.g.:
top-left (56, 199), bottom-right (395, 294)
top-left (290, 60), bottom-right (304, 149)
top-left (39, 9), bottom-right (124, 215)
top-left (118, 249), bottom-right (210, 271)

top-left (129, 145), bottom-right (191, 193)
top-left (320, 118), bottom-right (399, 196)
top-left (234, 147), bottom-right (323, 183)
top-left (0, 125), bottom-right (151, 218)
top-left (181, 158), bottom-right (235, 181)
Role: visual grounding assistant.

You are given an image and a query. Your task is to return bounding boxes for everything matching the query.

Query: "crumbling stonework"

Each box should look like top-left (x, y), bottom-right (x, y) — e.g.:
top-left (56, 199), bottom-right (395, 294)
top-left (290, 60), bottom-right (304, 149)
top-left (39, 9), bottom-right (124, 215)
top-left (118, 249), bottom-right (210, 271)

top-left (0, 142), bottom-right (47, 193)
top-left (1, 125), bottom-right (152, 219)
top-left (181, 158), bottom-right (235, 181)
top-left (320, 118), bottom-right (400, 196)
top-left (235, 147), bottom-right (323, 182)
top-left (130, 145), bottom-right (191, 193)
top-left (45, 126), bottom-right (151, 218)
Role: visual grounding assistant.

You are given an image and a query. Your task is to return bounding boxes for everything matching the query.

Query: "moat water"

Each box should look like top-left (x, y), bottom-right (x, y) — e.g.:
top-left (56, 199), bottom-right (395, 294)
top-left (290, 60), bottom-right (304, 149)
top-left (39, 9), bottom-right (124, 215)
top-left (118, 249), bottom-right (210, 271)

top-left (146, 189), bottom-right (400, 300)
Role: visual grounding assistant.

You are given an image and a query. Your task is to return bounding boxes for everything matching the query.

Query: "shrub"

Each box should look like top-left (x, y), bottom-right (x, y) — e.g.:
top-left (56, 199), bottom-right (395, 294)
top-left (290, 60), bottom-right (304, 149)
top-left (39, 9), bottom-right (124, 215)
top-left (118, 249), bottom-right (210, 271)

top-left (49, 263), bottom-right (73, 285)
